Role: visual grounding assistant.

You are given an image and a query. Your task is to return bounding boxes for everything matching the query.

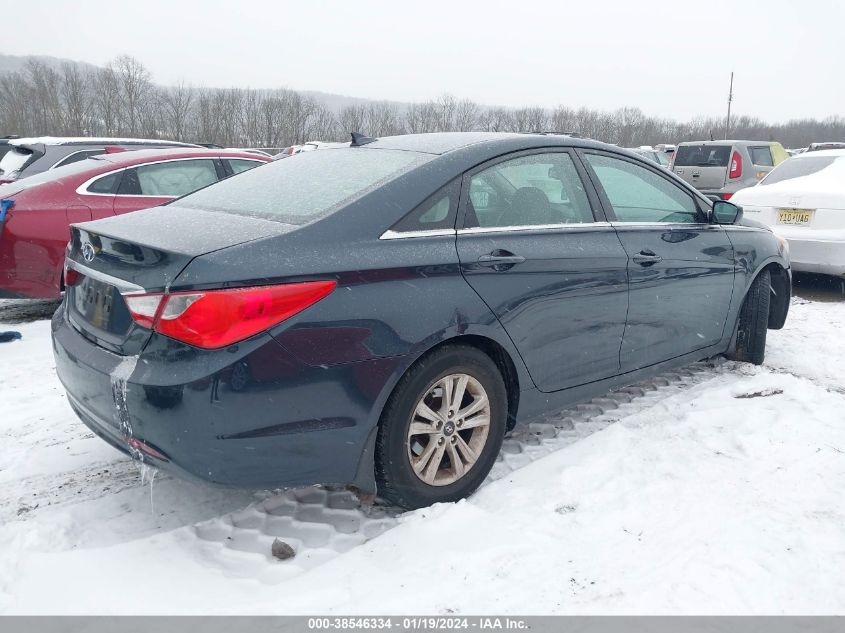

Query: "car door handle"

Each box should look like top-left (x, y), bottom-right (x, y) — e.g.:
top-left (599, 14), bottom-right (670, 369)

top-left (477, 251), bottom-right (526, 268)
top-left (632, 250), bottom-right (663, 266)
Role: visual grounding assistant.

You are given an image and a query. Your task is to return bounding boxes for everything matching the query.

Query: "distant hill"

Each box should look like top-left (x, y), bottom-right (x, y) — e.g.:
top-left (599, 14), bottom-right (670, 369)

top-left (0, 52), bottom-right (409, 114)
top-left (0, 52), bottom-right (100, 76)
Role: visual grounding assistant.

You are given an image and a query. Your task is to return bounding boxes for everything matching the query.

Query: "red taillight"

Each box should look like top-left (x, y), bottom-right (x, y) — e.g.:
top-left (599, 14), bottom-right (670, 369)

top-left (722, 193), bottom-right (733, 201)
top-left (729, 150), bottom-right (742, 179)
top-left (124, 281), bottom-right (336, 349)
top-left (63, 266), bottom-right (82, 288)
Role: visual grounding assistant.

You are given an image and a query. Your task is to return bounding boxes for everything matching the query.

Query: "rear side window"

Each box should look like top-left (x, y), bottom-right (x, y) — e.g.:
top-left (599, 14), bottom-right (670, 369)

top-left (748, 146), bottom-right (774, 167)
top-left (227, 159), bottom-right (263, 175)
top-left (135, 159), bottom-right (219, 197)
top-left (174, 148), bottom-right (427, 225)
top-left (87, 171), bottom-right (122, 194)
top-left (585, 153), bottom-right (699, 223)
top-left (390, 180), bottom-right (459, 233)
top-left (674, 145), bottom-right (731, 167)
top-left (54, 149), bottom-right (106, 168)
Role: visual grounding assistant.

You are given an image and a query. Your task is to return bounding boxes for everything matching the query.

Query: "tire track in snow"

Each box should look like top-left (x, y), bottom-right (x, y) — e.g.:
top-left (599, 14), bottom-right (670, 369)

top-left (190, 358), bottom-right (728, 573)
top-left (0, 459), bottom-right (149, 521)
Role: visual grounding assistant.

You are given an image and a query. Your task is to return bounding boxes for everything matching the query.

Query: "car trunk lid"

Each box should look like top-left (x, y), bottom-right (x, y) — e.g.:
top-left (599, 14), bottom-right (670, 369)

top-left (64, 206), bottom-right (289, 355)
top-left (672, 144), bottom-right (732, 190)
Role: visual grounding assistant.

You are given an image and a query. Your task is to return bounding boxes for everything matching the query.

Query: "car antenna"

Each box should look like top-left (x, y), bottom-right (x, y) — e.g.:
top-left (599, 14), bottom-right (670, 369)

top-left (350, 132), bottom-right (377, 147)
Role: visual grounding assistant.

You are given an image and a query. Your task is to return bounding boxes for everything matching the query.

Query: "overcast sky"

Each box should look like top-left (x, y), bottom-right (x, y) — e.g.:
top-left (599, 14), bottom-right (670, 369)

top-left (4, 0), bottom-right (843, 122)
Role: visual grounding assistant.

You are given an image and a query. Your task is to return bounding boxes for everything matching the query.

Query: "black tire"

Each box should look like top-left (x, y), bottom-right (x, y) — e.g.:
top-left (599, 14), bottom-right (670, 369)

top-left (375, 345), bottom-right (508, 510)
top-left (729, 269), bottom-right (771, 365)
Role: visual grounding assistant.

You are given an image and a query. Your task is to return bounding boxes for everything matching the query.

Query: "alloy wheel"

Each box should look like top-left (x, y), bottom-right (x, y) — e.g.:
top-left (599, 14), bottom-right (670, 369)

top-left (406, 373), bottom-right (491, 486)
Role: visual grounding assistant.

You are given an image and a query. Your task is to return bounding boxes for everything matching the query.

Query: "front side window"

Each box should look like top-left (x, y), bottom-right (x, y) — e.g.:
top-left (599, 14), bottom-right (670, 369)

top-left (585, 153), bottom-right (699, 223)
top-left (134, 159), bottom-right (219, 197)
top-left (464, 152), bottom-right (594, 229)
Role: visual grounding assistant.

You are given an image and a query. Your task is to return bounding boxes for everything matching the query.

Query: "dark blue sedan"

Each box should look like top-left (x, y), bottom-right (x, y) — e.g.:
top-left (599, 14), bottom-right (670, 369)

top-left (52, 133), bottom-right (791, 509)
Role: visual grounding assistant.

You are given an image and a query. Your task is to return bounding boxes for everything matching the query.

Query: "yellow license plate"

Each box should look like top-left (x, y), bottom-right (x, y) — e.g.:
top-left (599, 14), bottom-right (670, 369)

top-left (777, 209), bottom-right (814, 225)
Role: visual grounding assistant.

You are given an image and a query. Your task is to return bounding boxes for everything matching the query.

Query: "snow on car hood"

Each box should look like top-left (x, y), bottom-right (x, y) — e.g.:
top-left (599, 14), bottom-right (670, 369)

top-left (732, 166), bottom-right (845, 210)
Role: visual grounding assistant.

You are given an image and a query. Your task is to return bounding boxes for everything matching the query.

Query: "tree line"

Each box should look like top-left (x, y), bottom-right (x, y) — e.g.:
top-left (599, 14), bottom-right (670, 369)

top-left (1, 55), bottom-right (843, 149)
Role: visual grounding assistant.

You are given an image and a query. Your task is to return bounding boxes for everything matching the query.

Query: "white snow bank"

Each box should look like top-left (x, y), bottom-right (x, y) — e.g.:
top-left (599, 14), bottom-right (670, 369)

top-left (1, 299), bottom-right (843, 614)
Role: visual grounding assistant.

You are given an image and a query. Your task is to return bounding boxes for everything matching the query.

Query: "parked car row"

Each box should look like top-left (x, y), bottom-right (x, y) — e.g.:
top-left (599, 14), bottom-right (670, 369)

top-left (46, 132), bottom-right (790, 509)
top-left (0, 147), bottom-right (269, 298)
top-left (668, 138), bottom-right (845, 279)
top-left (671, 140), bottom-right (789, 201)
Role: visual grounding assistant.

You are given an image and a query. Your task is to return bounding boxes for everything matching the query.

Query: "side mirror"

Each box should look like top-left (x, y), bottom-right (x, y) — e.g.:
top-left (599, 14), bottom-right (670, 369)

top-left (712, 200), bottom-right (743, 225)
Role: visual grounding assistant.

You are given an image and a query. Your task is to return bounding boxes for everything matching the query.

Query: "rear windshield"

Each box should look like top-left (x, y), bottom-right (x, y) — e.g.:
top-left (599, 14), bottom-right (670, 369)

top-left (0, 147), bottom-right (33, 175)
top-left (760, 156), bottom-right (841, 186)
top-left (173, 148), bottom-right (428, 224)
top-left (674, 145), bottom-right (731, 167)
top-left (2, 157), bottom-right (106, 188)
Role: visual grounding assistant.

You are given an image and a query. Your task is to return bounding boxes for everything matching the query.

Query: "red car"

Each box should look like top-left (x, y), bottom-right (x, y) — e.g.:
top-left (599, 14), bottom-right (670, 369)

top-left (0, 148), bottom-right (270, 299)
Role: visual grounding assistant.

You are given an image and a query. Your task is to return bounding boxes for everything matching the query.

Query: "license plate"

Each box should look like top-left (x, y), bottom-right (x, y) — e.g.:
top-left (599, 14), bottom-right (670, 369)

top-left (777, 209), bottom-right (814, 225)
top-left (72, 275), bottom-right (116, 330)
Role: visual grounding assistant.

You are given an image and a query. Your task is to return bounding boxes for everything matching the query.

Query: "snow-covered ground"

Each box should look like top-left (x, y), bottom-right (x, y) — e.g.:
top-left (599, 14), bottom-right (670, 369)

top-left (0, 292), bottom-right (843, 615)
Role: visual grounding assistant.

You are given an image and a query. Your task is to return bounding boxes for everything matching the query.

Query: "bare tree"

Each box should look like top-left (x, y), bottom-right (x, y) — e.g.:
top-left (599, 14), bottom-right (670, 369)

top-left (113, 55), bottom-right (152, 136)
top-left (92, 65), bottom-right (121, 136)
top-left (161, 81), bottom-right (194, 141)
top-left (338, 104), bottom-right (368, 135)
top-left (454, 99), bottom-right (479, 132)
top-left (2, 52), bottom-right (843, 149)
top-left (60, 63), bottom-right (90, 135)
top-left (366, 102), bottom-right (403, 137)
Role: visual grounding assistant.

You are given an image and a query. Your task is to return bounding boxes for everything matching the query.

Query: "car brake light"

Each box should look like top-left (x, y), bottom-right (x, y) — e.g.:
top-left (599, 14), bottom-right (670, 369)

top-left (722, 193), bottom-right (733, 201)
top-left (103, 146), bottom-right (126, 154)
top-left (63, 266), bottom-right (82, 288)
top-left (729, 150), bottom-right (742, 179)
top-left (123, 281), bottom-right (337, 349)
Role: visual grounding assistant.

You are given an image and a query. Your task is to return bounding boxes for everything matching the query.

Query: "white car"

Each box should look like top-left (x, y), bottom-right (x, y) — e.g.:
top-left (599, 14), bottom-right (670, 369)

top-left (731, 149), bottom-right (845, 277)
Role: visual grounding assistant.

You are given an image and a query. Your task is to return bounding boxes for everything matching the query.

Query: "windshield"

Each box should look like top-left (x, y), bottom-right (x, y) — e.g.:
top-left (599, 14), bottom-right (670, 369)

top-left (760, 155), bottom-right (842, 185)
top-left (0, 147), bottom-right (34, 176)
top-left (674, 145), bottom-right (731, 167)
top-left (173, 147), bottom-right (428, 224)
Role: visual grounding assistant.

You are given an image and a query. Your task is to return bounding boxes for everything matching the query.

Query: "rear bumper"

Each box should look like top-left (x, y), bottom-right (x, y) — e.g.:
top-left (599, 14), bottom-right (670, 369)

top-left (51, 304), bottom-right (401, 489)
top-left (771, 227), bottom-right (845, 277)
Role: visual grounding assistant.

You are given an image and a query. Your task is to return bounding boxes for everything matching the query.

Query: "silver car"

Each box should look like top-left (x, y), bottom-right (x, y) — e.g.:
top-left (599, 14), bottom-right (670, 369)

top-left (0, 136), bottom-right (197, 184)
top-left (672, 140), bottom-right (788, 200)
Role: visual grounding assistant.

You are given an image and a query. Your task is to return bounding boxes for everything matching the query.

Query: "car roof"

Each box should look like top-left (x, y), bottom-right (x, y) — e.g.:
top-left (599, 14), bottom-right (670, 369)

top-left (677, 140), bottom-right (779, 147)
top-left (791, 148), bottom-right (845, 158)
top-left (361, 132), bottom-right (608, 155)
top-left (89, 147), bottom-right (271, 166)
top-left (9, 136), bottom-right (195, 147)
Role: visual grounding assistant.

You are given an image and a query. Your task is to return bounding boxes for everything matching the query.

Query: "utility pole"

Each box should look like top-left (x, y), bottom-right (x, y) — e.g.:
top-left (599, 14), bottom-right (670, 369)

top-left (725, 71), bottom-right (734, 140)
